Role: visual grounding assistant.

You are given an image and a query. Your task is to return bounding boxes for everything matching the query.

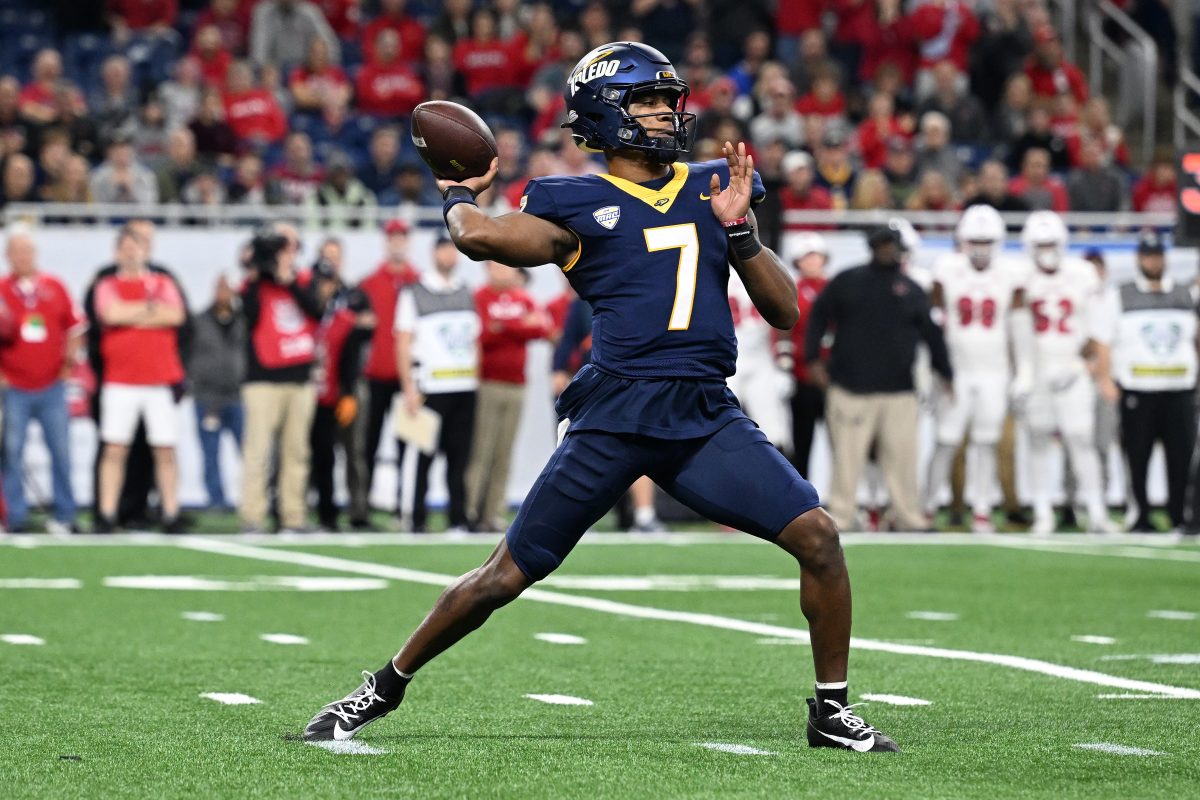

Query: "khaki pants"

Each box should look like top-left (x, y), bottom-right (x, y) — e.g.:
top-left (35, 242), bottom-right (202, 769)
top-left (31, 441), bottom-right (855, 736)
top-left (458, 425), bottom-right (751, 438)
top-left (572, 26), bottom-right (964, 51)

top-left (826, 385), bottom-right (924, 531)
top-left (465, 381), bottom-right (525, 527)
top-left (951, 413), bottom-right (1021, 513)
top-left (240, 382), bottom-right (315, 529)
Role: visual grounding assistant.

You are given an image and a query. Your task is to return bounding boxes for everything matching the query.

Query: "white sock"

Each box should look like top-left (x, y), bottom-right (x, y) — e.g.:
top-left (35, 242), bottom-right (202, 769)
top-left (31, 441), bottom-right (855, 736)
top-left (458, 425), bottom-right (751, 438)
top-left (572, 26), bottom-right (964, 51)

top-left (634, 506), bottom-right (656, 526)
top-left (968, 442), bottom-right (997, 518)
top-left (393, 663), bottom-right (414, 680)
top-left (923, 443), bottom-right (957, 514)
top-left (815, 681), bottom-right (847, 690)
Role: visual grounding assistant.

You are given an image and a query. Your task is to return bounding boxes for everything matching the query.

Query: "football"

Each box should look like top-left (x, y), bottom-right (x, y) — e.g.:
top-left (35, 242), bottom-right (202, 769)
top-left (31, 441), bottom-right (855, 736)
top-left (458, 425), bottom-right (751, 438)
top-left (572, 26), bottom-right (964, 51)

top-left (410, 101), bottom-right (498, 181)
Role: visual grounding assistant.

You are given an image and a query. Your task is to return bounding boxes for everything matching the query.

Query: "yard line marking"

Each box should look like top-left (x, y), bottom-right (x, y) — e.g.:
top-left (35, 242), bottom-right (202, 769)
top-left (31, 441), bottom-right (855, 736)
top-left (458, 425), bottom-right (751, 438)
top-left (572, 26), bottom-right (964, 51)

top-left (696, 743), bottom-right (776, 755)
top-left (1073, 743), bottom-right (1166, 756)
top-left (984, 539), bottom-right (1200, 564)
top-left (543, 575), bottom-right (798, 591)
top-left (0, 578), bottom-right (81, 589)
top-left (308, 740), bottom-right (386, 755)
top-left (1101, 654), bottom-right (1200, 664)
top-left (260, 633), bottom-right (309, 645)
top-left (177, 537), bottom-right (1200, 699)
top-left (182, 611), bottom-right (225, 622)
top-left (200, 692), bottom-right (261, 705)
top-left (524, 694), bottom-right (593, 706)
top-left (1147, 610), bottom-right (1197, 620)
top-left (860, 694), bottom-right (931, 706)
top-left (1071, 635), bottom-right (1117, 645)
top-left (2, 634), bottom-right (45, 645)
top-left (906, 611), bottom-right (959, 621)
top-left (534, 633), bottom-right (588, 645)
top-left (1096, 694), bottom-right (1189, 700)
top-left (103, 575), bottom-right (388, 592)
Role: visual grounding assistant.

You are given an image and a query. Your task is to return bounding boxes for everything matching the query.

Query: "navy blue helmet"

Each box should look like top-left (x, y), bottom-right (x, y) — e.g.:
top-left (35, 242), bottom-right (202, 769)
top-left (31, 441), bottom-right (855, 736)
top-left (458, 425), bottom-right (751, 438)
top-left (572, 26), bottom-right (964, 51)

top-left (561, 42), bottom-right (696, 163)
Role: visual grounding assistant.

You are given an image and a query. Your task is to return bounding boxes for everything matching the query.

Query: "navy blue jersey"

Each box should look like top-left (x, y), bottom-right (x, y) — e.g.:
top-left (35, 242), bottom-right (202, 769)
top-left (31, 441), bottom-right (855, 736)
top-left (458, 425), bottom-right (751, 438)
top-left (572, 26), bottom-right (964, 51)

top-left (521, 159), bottom-right (766, 381)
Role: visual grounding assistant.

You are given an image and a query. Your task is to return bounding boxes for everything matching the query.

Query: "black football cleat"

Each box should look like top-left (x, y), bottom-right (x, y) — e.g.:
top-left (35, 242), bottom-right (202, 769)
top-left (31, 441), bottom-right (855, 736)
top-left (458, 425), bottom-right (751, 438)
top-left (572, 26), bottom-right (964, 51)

top-left (303, 670), bottom-right (405, 742)
top-left (806, 698), bottom-right (900, 753)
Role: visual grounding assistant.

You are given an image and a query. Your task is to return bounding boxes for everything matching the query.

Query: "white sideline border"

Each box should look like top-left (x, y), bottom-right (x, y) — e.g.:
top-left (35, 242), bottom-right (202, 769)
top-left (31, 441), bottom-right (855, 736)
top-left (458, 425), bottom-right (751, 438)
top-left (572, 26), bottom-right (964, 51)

top-left (178, 537), bottom-right (1200, 700)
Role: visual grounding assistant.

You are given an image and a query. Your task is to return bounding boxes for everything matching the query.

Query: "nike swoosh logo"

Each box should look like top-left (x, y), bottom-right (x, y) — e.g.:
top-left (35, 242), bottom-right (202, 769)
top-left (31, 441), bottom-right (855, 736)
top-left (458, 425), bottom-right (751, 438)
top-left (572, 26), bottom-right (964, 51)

top-left (333, 722), bottom-right (359, 741)
top-left (817, 729), bottom-right (875, 752)
top-left (699, 193), bottom-right (710, 200)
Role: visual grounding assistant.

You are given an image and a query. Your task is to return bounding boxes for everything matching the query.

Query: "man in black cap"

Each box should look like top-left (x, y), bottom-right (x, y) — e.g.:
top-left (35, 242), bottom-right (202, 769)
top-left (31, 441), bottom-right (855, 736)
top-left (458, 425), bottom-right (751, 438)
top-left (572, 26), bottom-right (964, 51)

top-left (806, 222), bottom-right (953, 530)
top-left (1093, 230), bottom-right (1198, 532)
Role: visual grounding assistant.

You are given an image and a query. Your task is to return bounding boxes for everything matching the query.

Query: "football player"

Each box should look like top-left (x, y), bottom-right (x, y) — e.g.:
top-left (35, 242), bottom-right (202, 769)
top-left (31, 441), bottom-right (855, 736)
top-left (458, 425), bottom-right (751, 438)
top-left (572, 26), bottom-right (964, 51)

top-left (924, 205), bottom-right (1029, 533)
top-left (303, 42), bottom-right (898, 752)
top-left (728, 270), bottom-right (791, 449)
top-left (1018, 211), bottom-right (1117, 534)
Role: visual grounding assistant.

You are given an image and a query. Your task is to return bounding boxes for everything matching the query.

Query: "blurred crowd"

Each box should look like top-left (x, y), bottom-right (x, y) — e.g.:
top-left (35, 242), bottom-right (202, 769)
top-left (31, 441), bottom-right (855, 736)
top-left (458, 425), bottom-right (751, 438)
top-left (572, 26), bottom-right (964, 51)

top-left (0, 0), bottom-right (1185, 231)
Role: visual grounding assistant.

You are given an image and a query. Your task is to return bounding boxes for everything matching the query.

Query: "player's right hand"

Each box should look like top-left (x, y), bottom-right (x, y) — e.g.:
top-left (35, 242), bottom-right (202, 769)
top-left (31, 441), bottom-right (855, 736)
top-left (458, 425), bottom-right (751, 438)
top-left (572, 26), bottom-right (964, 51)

top-left (404, 385), bottom-right (424, 415)
top-left (808, 362), bottom-right (830, 390)
top-left (435, 157), bottom-right (499, 198)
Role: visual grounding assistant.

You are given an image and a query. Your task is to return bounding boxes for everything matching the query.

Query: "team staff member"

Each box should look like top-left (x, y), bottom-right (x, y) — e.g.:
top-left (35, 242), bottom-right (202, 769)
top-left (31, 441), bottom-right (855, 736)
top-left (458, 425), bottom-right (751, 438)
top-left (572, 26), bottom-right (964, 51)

top-left (395, 236), bottom-right (480, 532)
top-left (806, 224), bottom-right (953, 531)
top-left (358, 218), bottom-right (420, 505)
top-left (0, 227), bottom-right (85, 534)
top-left (239, 223), bottom-right (324, 533)
top-left (93, 225), bottom-right (187, 533)
top-left (776, 233), bottom-right (829, 477)
top-left (1094, 231), bottom-right (1198, 531)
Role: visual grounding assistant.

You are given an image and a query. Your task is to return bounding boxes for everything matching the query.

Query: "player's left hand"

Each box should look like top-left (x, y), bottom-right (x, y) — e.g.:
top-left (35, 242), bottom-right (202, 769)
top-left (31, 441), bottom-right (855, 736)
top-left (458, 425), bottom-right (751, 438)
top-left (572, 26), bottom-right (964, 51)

top-left (708, 141), bottom-right (753, 224)
top-left (436, 157), bottom-right (499, 198)
top-left (335, 395), bottom-right (358, 427)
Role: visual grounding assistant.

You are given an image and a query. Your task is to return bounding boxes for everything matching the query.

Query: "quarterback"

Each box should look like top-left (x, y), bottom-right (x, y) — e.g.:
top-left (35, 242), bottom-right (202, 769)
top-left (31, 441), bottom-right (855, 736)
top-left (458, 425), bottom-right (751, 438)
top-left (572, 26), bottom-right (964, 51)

top-left (303, 42), bottom-right (898, 753)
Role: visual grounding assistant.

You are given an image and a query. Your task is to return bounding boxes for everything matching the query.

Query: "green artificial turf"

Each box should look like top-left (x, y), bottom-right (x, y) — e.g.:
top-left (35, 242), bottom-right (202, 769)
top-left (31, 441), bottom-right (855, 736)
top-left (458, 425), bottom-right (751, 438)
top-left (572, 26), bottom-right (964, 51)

top-left (1, 534), bottom-right (1197, 799)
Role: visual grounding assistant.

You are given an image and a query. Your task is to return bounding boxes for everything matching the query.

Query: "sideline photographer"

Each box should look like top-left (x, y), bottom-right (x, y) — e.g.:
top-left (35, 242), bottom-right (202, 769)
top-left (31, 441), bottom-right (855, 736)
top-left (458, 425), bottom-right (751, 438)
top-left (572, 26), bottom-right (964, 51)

top-left (239, 222), bottom-right (324, 533)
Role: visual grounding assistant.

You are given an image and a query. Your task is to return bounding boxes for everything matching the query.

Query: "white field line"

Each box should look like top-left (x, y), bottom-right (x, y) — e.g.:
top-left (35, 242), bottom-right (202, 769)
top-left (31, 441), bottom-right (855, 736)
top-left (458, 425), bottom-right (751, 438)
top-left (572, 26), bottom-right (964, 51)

top-left (177, 537), bottom-right (1200, 699)
top-left (1096, 694), bottom-right (1190, 699)
top-left (1101, 654), bottom-right (1200, 664)
top-left (0, 578), bottom-right (81, 589)
top-left (859, 694), bottom-right (931, 706)
top-left (1, 634), bottom-right (45, 645)
top-left (260, 633), bottom-right (310, 645)
top-left (182, 611), bottom-right (225, 622)
top-left (524, 694), bottom-right (593, 706)
top-left (534, 633), bottom-right (588, 645)
top-left (1071, 635), bottom-right (1117, 645)
top-left (1147, 610), bottom-right (1198, 620)
top-left (1073, 743), bottom-right (1166, 756)
top-left (696, 743), bottom-right (777, 755)
top-left (200, 692), bottom-right (261, 705)
top-left (308, 740), bottom-right (386, 755)
top-left (906, 611), bottom-right (959, 621)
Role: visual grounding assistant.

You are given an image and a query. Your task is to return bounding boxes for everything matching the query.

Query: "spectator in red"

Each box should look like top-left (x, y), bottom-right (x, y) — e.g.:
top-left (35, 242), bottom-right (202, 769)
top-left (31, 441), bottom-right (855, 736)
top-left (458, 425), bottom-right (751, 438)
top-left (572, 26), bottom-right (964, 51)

top-left (92, 225), bottom-right (186, 533)
top-left (465, 261), bottom-right (550, 532)
top-left (452, 7), bottom-right (524, 103)
top-left (355, 29), bottom-right (425, 117)
top-left (107, 0), bottom-right (178, 36)
top-left (504, 145), bottom-right (560, 210)
top-left (859, 0), bottom-right (916, 85)
top-left (357, 218), bottom-right (420, 500)
top-left (1067, 97), bottom-right (1130, 169)
top-left (776, 0), bottom-right (827, 64)
top-left (0, 227), bottom-right (85, 534)
top-left (828, 0), bottom-right (878, 82)
top-left (194, 0), bottom-right (251, 56)
top-left (19, 50), bottom-right (65, 126)
top-left (363, 0), bottom-right (428, 67)
top-left (857, 91), bottom-right (908, 170)
top-left (290, 37), bottom-right (350, 113)
top-left (795, 70), bottom-right (847, 123)
top-left (780, 233), bottom-right (829, 477)
top-left (268, 132), bottom-right (324, 205)
top-left (222, 61), bottom-right (287, 146)
top-left (313, 0), bottom-right (360, 41)
top-left (192, 24), bottom-right (234, 88)
top-left (1131, 151), bottom-right (1177, 213)
top-left (510, 3), bottom-right (561, 86)
top-left (908, 0), bottom-right (979, 100)
top-left (1024, 25), bottom-right (1087, 104)
top-left (780, 150), bottom-right (834, 229)
top-left (1007, 147), bottom-right (1069, 212)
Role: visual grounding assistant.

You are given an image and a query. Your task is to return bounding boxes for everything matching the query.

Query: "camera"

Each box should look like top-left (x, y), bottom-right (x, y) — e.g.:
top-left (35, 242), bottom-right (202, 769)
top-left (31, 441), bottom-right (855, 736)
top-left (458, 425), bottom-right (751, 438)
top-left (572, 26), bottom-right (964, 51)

top-left (246, 226), bottom-right (289, 278)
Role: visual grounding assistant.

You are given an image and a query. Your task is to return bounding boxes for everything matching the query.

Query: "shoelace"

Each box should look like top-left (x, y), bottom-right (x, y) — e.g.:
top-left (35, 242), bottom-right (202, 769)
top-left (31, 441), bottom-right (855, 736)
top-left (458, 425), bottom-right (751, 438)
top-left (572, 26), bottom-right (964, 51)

top-left (823, 700), bottom-right (878, 734)
top-left (328, 671), bottom-right (386, 725)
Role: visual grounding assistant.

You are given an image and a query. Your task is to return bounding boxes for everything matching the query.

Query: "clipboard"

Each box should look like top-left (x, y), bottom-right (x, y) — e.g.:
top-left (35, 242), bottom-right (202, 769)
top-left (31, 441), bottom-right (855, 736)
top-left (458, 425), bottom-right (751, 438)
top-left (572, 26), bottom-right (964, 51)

top-left (392, 398), bottom-right (442, 455)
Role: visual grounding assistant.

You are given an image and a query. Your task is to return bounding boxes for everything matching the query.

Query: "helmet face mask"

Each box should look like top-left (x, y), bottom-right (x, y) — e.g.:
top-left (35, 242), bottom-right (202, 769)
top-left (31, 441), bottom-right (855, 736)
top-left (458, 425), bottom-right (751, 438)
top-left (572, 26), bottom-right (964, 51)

top-left (563, 42), bottom-right (697, 163)
top-left (956, 205), bottom-right (1004, 270)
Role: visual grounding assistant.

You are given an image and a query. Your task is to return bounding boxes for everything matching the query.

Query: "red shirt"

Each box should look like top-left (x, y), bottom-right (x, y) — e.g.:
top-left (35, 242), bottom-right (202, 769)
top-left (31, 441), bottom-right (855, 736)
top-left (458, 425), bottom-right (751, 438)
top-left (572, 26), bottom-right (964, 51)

top-left (545, 291), bottom-right (571, 340)
top-left (1024, 58), bottom-right (1088, 103)
top-left (268, 164), bottom-right (325, 205)
top-left (1007, 175), bottom-right (1070, 212)
top-left (777, 0), bottom-right (826, 36)
top-left (317, 307), bottom-right (356, 407)
top-left (107, 0), bottom-right (177, 29)
top-left (354, 63), bottom-right (425, 116)
top-left (94, 272), bottom-right (185, 386)
top-left (476, 285), bottom-right (547, 384)
top-left (194, 49), bottom-right (233, 88)
top-left (856, 117), bottom-right (906, 169)
top-left (362, 15), bottom-right (427, 65)
top-left (830, 0), bottom-right (878, 45)
top-left (908, 0), bottom-right (979, 71)
top-left (18, 83), bottom-right (56, 115)
top-left (780, 185), bottom-right (834, 230)
top-left (359, 262), bottom-right (419, 381)
top-left (789, 275), bottom-right (828, 383)
top-left (0, 274), bottom-right (85, 391)
top-left (314, 0), bottom-right (360, 39)
top-left (453, 38), bottom-right (523, 96)
top-left (1131, 176), bottom-right (1176, 213)
top-left (223, 89), bottom-right (287, 143)
top-left (194, 6), bottom-right (251, 55)
top-left (290, 64), bottom-right (350, 101)
top-left (859, 14), bottom-right (916, 82)
top-left (795, 92), bottom-right (845, 120)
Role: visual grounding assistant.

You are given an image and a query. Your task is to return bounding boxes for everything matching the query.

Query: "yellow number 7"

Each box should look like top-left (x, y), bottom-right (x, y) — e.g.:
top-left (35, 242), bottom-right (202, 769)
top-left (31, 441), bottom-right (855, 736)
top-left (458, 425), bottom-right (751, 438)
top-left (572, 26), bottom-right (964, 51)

top-left (643, 223), bottom-right (699, 331)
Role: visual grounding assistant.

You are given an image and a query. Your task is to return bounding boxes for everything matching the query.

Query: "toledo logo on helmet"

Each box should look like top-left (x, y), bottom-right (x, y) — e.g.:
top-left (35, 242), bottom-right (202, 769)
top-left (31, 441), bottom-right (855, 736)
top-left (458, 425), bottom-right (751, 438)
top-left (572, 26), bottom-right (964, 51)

top-left (570, 58), bottom-right (621, 95)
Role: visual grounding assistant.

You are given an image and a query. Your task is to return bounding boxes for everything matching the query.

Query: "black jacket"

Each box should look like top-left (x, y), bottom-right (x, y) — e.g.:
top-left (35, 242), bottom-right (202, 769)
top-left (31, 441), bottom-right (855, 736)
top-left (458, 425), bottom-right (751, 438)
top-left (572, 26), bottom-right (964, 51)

top-left (805, 262), bottom-right (953, 394)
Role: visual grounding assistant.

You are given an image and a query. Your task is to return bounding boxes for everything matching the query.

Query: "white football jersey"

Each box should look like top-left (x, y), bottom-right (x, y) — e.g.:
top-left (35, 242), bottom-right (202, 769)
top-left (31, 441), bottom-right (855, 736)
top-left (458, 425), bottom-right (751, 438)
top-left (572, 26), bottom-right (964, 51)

top-left (1024, 256), bottom-right (1103, 375)
top-left (933, 253), bottom-right (1026, 374)
top-left (728, 272), bottom-right (774, 371)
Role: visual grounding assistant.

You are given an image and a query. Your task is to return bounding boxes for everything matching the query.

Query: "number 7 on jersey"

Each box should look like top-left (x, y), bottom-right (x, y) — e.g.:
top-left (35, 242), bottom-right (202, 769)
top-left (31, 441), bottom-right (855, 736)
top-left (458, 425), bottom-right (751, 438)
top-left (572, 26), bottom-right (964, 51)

top-left (644, 223), bottom-right (699, 331)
